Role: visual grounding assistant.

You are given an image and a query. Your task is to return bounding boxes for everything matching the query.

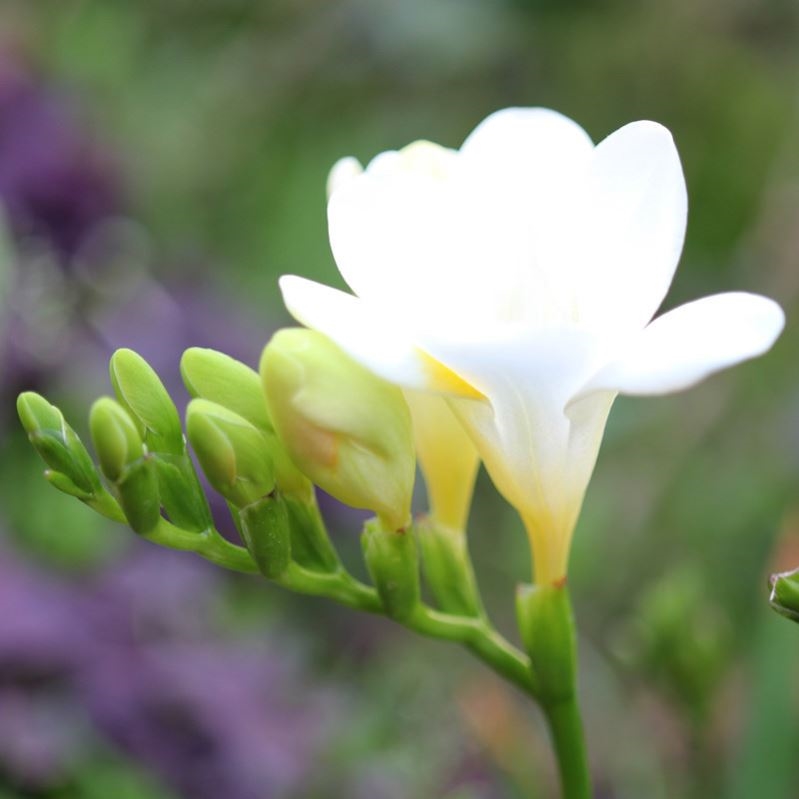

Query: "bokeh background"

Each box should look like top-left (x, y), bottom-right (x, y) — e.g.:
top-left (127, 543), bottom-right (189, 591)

top-left (0, 1), bottom-right (798, 797)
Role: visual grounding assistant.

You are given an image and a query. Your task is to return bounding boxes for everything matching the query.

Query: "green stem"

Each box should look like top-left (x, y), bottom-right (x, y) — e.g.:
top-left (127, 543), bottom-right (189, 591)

top-left (410, 605), bottom-right (536, 696)
top-left (543, 697), bottom-right (591, 799)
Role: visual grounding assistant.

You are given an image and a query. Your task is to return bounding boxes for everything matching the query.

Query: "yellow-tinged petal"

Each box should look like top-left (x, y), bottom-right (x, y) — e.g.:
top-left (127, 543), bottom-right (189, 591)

top-left (404, 391), bottom-right (480, 532)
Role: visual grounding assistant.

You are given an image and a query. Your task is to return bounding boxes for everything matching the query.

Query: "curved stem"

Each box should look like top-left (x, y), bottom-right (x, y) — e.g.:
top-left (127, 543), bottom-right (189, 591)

top-left (410, 605), bottom-right (536, 696)
top-left (543, 697), bottom-right (591, 799)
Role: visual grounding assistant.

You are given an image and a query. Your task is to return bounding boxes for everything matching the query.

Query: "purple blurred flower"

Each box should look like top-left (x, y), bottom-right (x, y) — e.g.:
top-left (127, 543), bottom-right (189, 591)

top-left (0, 543), bottom-right (340, 798)
top-left (0, 50), bottom-right (120, 260)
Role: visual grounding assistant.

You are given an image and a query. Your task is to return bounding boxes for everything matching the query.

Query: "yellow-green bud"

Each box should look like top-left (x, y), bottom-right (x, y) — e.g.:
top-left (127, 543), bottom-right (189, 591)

top-left (770, 569), bottom-right (799, 623)
top-left (89, 397), bottom-right (143, 483)
top-left (181, 348), bottom-right (273, 433)
top-left (186, 399), bottom-right (275, 508)
top-left (181, 347), bottom-right (311, 499)
top-left (17, 391), bottom-right (101, 496)
top-left (88, 397), bottom-right (159, 534)
top-left (362, 518), bottom-right (420, 621)
top-left (261, 329), bottom-right (415, 531)
top-left (110, 348), bottom-right (183, 455)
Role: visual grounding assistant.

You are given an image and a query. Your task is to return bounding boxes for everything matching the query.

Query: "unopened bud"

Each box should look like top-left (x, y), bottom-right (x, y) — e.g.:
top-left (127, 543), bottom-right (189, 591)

top-left (261, 329), bottom-right (415, 531)
top-left (181, 347), bottom-right (311, 499)
top-left (110, 348), bottom-right (183, 455)
top-left (17, 392), bottom-right (101, 497)
top-left (89, 397), bottom-right (159, 534)
top-left (186, 399), bottom-right (275, 508)
top-left (89, 397), bottom-right (143, 482)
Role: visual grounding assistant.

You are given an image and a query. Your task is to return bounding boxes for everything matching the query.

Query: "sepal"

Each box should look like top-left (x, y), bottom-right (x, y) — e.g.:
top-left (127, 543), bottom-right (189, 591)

top-left (417, 517), bottom-right (482, 617)
top-left (239, 493), bottom-right (292, 578)
top-left (770, 569), bottom-right (799, 623)
top-left (362, 517), bottom-right (420, 621)
top-left (516, 581), bottom-right (576, 704)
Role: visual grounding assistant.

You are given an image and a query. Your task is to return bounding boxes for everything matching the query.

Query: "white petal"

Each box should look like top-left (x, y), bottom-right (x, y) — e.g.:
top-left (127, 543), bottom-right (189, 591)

top-left (326, 156), bottom-right (363, 200)
top-left (327, 142), bottom-right (507, 331)
top-left (460, 107), bottom-right (594, 179)
top-left (570, 121), bottom-right (688, 333)
top-left (279, 275), bottom-right (482, 397)
top-left (577, 292), bottom-right (785, 397)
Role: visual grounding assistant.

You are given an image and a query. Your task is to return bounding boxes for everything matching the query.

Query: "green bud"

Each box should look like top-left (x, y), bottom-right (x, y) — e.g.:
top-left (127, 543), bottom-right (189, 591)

top-left (516, 582), bottom-right (576, 704)
top-left (239, 493), bottom-right (292, 578)
top-left (181, 347), bottom-right (273, 432)
top-left (181, 346), bottom-right (312, 500)
top-left (770, 569), bottom-right (799, 623)
top-left (89, 397), bottom-right (143, 482)
top-left (362, 517), bottom-right (420, 621)
top-left (417, 517), bottom-right (482, 617)
top-left (186, 399), bottom-right (275, 508)
top-left (17, 392), bottom-right (101, 496)
top-left (261, 329), bottom-right (415, 531)
top-left (109, 348), bottom-right (183, 455)
top-left (284, 495), bottom-right (340, 573)
top-left (88, 397), bottom-right (160, 534)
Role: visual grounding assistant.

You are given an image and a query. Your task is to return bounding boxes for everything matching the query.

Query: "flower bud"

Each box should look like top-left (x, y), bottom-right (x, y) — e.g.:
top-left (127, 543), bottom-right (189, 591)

top-left (181, 347), bottom-right (273, 433)
top-left (89, 397), bottom-right (143, 483)
top-left (362, 517), bottom-right (420, 621)
top-left (261, 329), bottom-right (415, 531)
top-left (181, 347), bottom-right (311, 499)
top-left (769, 569), bottom-right (799, 623)
top-left (109, 348), bottom-right (183, 455)
top-left (89, 397), bottom-right (160, 534)
top-left (186, 399), bottom-right (276, 509)
top-left (17, 391), bottom-right (101, 497)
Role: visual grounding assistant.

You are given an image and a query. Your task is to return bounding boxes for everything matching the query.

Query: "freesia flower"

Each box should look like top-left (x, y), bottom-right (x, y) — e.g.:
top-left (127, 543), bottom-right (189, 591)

top-left (280, 108), bottom-right (784, 585)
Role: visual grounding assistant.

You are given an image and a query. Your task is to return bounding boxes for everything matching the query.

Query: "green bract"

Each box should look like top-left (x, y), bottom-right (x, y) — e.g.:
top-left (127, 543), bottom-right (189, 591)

top-left (261, 328), bottom-right (415, 531)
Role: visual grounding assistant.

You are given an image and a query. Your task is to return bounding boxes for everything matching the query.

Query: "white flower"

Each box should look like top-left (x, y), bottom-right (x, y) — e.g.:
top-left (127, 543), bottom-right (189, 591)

top-left (280, 108), bottom-right (784, 585)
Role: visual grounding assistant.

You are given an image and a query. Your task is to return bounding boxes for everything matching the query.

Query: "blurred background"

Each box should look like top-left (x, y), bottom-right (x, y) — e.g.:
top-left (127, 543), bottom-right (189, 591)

top-left (0, 1), bottom-right (798, 797)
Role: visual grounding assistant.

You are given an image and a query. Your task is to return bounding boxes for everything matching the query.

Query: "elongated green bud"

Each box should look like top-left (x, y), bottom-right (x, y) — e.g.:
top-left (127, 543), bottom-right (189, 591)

top-left (417, 517), bottom-right (482, 617)
top-left (362, 518), bottom-right (420, 621)
top-left (181, 347), bottom-right (311, 499)
top-left (89, 397), bottom-right (160, 534)
top-left (110, 348), bottom-right (183, 455)
top-left (516, 582), bottom-right (576, 704)
top-left (89, 397), bottom-right (143, 482)
top-left (186, 399), bottom-right (275, 508)
top-left (261, 329), bottom-right (415, 531)
top-left (17, 392), bottom-right (101, 497)
top-left (239, 493), bottom-right (292, 578)
top-left (181, 348), bottom-right (273, 432)
top-left (770, 569), bottom-right (799, 623)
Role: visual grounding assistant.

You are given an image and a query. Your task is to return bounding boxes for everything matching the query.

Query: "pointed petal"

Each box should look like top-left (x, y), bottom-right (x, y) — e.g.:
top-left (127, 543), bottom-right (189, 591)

top-left (577, 292), bottom-right (784, 397)
top-left (571, 121), bottom-right (688, 332)
top-left (279, 276), bottom-right (482, 397)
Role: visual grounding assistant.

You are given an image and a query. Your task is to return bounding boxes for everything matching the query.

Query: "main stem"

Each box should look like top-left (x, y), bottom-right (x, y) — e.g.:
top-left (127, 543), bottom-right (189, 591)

top-left (517, 582), bottom-right (591, 798)
top-left (543, 696), bottom-right (591, 799)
